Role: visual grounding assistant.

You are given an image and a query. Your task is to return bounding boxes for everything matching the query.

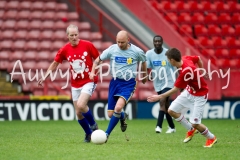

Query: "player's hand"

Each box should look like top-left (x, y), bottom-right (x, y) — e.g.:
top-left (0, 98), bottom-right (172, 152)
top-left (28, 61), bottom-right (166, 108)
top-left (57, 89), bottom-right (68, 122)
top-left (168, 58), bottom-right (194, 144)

top-left (147, 94), bottom-right (162, 102)
top-left (89, 72), bottom-right (95, 80)
top-left (37, 78), bottom-right (44, 87)
top-left (95, 69), bottom-right (100, 76)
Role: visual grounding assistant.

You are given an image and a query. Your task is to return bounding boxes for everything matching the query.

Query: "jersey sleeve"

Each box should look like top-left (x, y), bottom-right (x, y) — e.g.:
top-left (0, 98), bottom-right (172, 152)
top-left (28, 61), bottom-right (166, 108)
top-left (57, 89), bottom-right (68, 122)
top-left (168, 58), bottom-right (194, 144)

top-left (137, 48), bottom-right (146, 62)
top-left (146, 51), bottom-right (152, 69)
top-left (186, 56), bottom-right (199, 64)
top-left (174, 69), bottom-right (189, 89)
top-left (89, 43), bottom-right (100, 59)
top-left (54, 46), bottom-right (67, 63)
top-left (100, 47), bottom-right (111, 61)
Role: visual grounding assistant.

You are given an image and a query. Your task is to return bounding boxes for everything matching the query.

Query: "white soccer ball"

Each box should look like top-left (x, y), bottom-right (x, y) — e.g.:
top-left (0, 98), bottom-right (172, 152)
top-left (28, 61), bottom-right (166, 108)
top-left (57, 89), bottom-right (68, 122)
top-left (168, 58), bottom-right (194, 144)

top-left (91, 129), bottom-right (107, 144)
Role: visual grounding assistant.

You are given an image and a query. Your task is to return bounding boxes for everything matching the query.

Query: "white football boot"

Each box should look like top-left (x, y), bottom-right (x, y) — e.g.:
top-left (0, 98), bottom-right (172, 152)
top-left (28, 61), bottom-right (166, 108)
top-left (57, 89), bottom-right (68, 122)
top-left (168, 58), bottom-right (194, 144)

top-left (155, 126), bottom-right (162, 133)
top-left (166, 126), bottom-right (176, 133)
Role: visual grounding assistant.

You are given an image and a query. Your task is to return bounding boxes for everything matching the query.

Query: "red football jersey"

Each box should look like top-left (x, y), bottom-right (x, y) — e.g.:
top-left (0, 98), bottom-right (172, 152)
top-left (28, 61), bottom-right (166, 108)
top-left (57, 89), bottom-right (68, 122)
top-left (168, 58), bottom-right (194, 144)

top-left (54, 40), bottom-right (99, 88)
top-left (174, 56), bottom-right (208, 96)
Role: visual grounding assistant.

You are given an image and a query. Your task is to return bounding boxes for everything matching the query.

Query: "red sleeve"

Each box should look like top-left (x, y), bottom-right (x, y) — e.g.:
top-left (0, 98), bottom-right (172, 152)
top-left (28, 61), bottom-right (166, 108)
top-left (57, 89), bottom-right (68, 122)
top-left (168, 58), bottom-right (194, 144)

top-left (89, 43), bottom-right (100, 59)
top-left (54, 46), bottom-right (67, 63)
top-left (185, 56), bottom-right (199, 64)
top-left (174, 73), bottom-right (188, 89)
top-left (174, 69), bottom-right (192, 89)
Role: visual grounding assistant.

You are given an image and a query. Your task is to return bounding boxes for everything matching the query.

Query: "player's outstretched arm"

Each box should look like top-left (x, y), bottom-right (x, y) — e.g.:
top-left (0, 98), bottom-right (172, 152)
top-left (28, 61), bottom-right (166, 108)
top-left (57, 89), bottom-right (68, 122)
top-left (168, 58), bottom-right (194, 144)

top-left (89, 57), bottom-right (102, 80)
top-left (37, 61), bottom-right (59, 86)
top-left (141, 61), bottom-right (148, 84)
top-left (147, 87), bottom-right (179, 102)
top-left (197, 56), bottom-right (209, 80)
top-left (196, 56), bottom-right (203, 68)
top-left (147, 68), bottom-right (152, 81)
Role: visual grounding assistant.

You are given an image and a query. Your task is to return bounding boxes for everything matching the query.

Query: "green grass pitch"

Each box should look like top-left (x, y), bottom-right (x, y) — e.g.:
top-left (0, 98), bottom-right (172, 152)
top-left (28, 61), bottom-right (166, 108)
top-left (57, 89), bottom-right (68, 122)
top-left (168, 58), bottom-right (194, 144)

top-left (1, 119), bottom-right (240, 160)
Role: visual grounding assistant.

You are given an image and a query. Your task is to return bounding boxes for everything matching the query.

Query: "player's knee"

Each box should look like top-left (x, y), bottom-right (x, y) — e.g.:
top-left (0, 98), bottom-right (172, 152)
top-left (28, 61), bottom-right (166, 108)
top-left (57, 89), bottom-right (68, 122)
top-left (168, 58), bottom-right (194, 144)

top-left (160, 105), bottom-right (166, 111)
top-left (160, 102), bottom-right (166, 108)
top-left (76, 102), bottom-right (85, 110)
top-left (114, 106), bottom-right (122, 113)
top-left (168, 109), bottom-right (174, 116)
top-left (107, 111), bottom-right (113, 118)
top-left (192, 124), bottom-right (199, 128)
top-left (76, 112), bottom-right (83, 119)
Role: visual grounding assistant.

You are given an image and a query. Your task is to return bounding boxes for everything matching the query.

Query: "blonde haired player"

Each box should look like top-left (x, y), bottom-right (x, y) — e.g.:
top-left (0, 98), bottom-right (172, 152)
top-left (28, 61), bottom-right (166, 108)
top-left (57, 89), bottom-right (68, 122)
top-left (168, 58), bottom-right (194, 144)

top-left (38, 24), bottom-right (99, 142)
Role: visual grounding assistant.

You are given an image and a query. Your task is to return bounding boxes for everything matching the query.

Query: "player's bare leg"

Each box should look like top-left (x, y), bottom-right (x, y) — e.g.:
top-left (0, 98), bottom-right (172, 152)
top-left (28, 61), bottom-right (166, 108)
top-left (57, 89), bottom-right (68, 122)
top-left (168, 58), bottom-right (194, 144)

top-left (168, 109), bottom-right (197, 142)
top-left (74, 93), bottom-right (97, 142)
top-left (105, 97), bottom-right (126, 142)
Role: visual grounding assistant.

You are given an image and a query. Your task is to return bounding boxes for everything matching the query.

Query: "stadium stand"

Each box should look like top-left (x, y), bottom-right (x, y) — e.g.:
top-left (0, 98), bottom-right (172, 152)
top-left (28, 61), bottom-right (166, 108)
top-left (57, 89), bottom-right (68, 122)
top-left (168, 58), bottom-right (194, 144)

top-left (119, 0), bottom-right (239, 99)
top-left (3, 0), bottom-right (239, 100)
top-left (0, 0), bottom-right (113, 99)
top-left (147, 0), bottom-right (240, 68)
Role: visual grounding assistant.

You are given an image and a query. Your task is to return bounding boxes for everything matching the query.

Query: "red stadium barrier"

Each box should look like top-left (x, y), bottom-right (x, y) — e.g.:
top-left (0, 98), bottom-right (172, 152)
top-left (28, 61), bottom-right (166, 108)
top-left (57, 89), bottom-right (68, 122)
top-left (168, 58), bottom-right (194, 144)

top-left (0, 95), bottom-right (30, 100)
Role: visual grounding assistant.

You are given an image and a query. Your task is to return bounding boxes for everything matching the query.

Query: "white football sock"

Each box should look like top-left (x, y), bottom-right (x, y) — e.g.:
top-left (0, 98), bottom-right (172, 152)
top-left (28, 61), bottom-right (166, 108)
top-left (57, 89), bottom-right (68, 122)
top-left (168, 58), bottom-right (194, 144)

top-left (201, 128), bottom-right (215, 139)
top-left (175, 114), bottom-right (192, 131)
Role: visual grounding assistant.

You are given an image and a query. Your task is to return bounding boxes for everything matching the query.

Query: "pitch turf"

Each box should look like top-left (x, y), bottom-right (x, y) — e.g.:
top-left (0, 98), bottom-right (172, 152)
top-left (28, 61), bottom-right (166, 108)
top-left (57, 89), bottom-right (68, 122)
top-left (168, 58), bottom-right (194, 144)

top-left (1, 119), bottom-right (239, 160)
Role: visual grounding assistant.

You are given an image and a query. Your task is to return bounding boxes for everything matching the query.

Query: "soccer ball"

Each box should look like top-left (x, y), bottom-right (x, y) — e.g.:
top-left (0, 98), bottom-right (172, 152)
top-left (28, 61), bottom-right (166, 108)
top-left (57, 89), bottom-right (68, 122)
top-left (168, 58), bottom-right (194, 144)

top-left (91, 129), bottom-right (107, 144)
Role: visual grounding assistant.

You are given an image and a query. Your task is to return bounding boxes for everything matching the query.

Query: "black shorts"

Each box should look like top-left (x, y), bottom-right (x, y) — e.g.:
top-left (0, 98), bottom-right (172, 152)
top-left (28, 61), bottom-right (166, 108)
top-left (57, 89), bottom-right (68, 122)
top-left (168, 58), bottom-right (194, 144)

top-left (157, 88), bottom-right (172, 100)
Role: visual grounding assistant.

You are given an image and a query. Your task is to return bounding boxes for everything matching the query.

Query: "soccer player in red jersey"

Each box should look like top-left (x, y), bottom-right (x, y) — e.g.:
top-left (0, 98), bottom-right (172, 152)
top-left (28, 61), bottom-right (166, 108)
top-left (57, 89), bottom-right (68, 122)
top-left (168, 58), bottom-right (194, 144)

top-left (147, 48), bottom-right (217, 148)
top-left (38, 24), bottom-right (99, 142)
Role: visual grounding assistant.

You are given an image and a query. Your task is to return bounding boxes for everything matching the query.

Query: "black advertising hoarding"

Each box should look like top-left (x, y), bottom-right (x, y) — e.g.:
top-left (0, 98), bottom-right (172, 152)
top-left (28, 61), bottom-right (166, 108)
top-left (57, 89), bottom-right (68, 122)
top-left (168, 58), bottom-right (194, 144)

top-left (0, 100), bottom-right (137, 121)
